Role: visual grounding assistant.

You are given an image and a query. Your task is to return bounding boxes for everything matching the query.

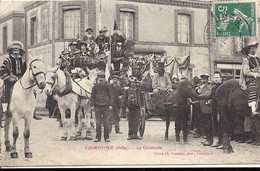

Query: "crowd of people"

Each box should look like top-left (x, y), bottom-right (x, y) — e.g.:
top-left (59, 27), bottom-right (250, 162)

top-left (0, 25), bottom-right (260, 147)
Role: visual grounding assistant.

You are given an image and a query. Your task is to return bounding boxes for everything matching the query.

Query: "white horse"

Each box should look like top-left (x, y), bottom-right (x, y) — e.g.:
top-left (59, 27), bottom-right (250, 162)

top-left (4, 56), bottom-right (47, 158)
top-left (44, 67), bottom-right (98, 141)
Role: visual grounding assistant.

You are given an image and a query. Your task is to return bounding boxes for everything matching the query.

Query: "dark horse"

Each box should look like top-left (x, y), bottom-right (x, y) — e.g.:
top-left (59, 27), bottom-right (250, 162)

top-left (216, 79), bottom-right (251, 153)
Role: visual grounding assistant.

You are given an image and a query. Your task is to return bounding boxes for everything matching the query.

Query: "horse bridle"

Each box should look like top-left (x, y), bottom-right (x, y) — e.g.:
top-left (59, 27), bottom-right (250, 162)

top-left (46, 67), bottom-right (59, 88)
top-left (19, 59), bottom-right (46, 90)
top-left (46, 68), bottom-right (70, 94)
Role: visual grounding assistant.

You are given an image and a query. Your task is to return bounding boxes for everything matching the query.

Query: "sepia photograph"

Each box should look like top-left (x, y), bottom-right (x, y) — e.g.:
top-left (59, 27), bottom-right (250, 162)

top-left (0, 0), bottom-right (259, 168)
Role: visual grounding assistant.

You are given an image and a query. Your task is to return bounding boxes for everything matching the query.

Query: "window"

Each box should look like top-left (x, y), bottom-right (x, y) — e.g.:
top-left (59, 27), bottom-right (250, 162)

top-left (2, 26), bottom-right (7, 54)
top-left (41, 9), bottom-right (48, 41)
top-left (120, 11), bottom-right (134, 40)
top-left (178, 14), bottom-right (190, 44)
top-left (63, 9), bottom-right (80, 39)
top-left (31, 17), bottom-right (37, 45)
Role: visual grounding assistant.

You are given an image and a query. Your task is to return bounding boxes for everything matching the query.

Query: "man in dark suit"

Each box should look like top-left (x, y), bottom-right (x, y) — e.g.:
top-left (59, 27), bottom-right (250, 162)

top-left (109, 74), bottom-right (123, 134)
top-left (90, 72), bottom-right (114, 142)
top-left (211, 71), bottom-right (223, 147)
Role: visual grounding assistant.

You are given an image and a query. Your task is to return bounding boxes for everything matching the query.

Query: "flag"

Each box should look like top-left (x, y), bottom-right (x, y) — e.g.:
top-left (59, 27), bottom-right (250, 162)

top-left (98, 10), bottom-right (102, 32)
top-left (105, 23), bottom-right (113, 81)
top-left (149, 54), bottom-right (155, 77)
top-left (178, 55), bottom-right (190, 70)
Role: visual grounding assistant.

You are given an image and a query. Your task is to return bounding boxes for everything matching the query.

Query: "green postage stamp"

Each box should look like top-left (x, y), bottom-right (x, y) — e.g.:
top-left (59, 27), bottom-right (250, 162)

top-left (214, 1), bottom-right (257, 37)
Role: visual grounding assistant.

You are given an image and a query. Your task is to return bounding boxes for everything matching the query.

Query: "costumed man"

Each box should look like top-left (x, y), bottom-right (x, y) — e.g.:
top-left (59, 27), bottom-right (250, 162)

top-left (0, 41), bottom-right (41, 120)
top-left (125, 76), bottom-right (144, 140)
top-left (90, 71), bottom-right (114, 142)
top-left (210, 71), bottom-right (223, 148)
top-left (111, 28), bottom-right (125, 71)
top-left (111, 42), bottom-right (125, 71)
top-left (132, 65), bottom-right (142, 82)
top-left (95, 26), bottom-right (110, 55)
top-left (198, 73), bottom-right (213, 146)
top-left (240, 41), bottom-right (260, 146)
top-left (84, 27), bottom-right (99, 58)
top-left (68, 41), bottom-right (79, 57)
top-left (175, 75), bottom-right (210, 144)
top-left (152, 62), bottom-right (172, 110)
top-left (109, 74), bottom-right (123, 134)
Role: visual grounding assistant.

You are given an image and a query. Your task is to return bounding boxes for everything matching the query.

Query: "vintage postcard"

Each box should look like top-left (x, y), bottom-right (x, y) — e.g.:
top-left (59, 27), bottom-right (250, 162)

top-left (0, 0), bottom-right (260, 168)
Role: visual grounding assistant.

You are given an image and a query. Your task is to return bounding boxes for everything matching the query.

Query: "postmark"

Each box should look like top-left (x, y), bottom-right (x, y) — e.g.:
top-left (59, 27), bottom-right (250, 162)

top-left (214, 1), bottom-right (257, 37)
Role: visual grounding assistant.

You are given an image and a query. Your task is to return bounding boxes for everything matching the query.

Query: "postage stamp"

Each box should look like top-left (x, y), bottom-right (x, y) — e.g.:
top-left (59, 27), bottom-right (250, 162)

top-left (214, 1), bottom-right (257, 37)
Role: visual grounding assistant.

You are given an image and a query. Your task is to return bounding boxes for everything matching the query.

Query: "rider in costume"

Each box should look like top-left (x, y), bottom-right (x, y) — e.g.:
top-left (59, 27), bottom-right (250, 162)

top-left (240, 41), bottom-right (260, 115)
top-left (0, 41), bottom-right (41, 120)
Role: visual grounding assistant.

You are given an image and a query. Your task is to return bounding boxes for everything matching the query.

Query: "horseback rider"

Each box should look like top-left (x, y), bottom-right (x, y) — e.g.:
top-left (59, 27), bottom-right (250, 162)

top-left (240, 41), bottom-right (260, 115)
top-left (0, 41), bottom-right (27, 121)
top-left (0, 41), bottom-right (41, 120)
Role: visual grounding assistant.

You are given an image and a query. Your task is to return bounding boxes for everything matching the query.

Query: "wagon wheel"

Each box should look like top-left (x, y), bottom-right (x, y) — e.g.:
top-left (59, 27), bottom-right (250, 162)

top-left (139, 107), bottom-right (146, 137)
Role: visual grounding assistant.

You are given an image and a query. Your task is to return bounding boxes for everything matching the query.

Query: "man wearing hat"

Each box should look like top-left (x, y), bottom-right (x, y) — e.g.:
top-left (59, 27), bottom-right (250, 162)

top-left (125, 76), bottom-right (144, 140)
top-left (109, 74), bottom-right (123, 134)
top-left (83, 27), bottom-right (95, 42)
top-left (0, 41), bottom-right (27, 119)
top-left (111, 42), bottom-right (125, 71)
top-left (240, 41), bottom-right (260, 114)
top-left (240, 40), bottom-right (260, 146)
top-left (95, 26), bottom-right (110, 54)
top-left (90, 71), bottom-right (114, 142)
top-left (198, 73), bottom-right (213, 146)
top-left (152, 62), bottom-right (172, 108)
top-left (152, 62), bottom-right (172, 92)
top-left (68, 40), bottom-right (79, 56)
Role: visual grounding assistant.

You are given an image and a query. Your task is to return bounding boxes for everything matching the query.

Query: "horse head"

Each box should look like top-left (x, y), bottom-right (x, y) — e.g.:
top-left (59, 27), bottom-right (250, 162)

top-left (86, 67), bottom-right (98, 84)
top-left (27, 54), bottom-right (47, 89)
top-left (45, 66), bottom-right (59, 96)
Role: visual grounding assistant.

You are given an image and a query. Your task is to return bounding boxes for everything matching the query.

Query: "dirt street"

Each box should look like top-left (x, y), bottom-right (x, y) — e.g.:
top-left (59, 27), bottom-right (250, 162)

top-left (0, 116), bottom-right (259, 167)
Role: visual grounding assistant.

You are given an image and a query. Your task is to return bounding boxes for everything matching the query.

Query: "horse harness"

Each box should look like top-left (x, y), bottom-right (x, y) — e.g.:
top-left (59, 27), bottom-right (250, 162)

top-left (19, 59), bottom-right (46, 91)
top-left (47, 69), bottom-right (91, 98)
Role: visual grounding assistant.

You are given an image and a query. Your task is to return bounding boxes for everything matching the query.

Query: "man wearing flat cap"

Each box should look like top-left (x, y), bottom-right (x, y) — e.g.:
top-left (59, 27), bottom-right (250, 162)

top-left (109, 74), bottom-right (123, 134)
top-left (90, 71), bottom-right (114, 142)
top-left (198, 73), bottom-right (213, 146)
top-left (0, 41), bottom-right (27, 119)
top-left (124, 76), bottom-right (144, 140)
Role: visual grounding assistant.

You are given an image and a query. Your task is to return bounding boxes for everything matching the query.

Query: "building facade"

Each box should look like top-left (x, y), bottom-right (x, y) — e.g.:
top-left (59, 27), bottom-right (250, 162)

top-left (0, 11), bottom-right (25, 64)
top-left (23, 0), bottom-right (211, 78)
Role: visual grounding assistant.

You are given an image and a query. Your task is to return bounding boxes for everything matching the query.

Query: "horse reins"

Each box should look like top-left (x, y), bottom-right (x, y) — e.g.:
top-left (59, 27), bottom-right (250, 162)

top-left (19, 59), bottom-right (46, 90)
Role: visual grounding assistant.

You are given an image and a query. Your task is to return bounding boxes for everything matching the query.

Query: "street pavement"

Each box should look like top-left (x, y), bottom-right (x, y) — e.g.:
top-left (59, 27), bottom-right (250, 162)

top-left (0, 116), bottom-right (260, 167)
